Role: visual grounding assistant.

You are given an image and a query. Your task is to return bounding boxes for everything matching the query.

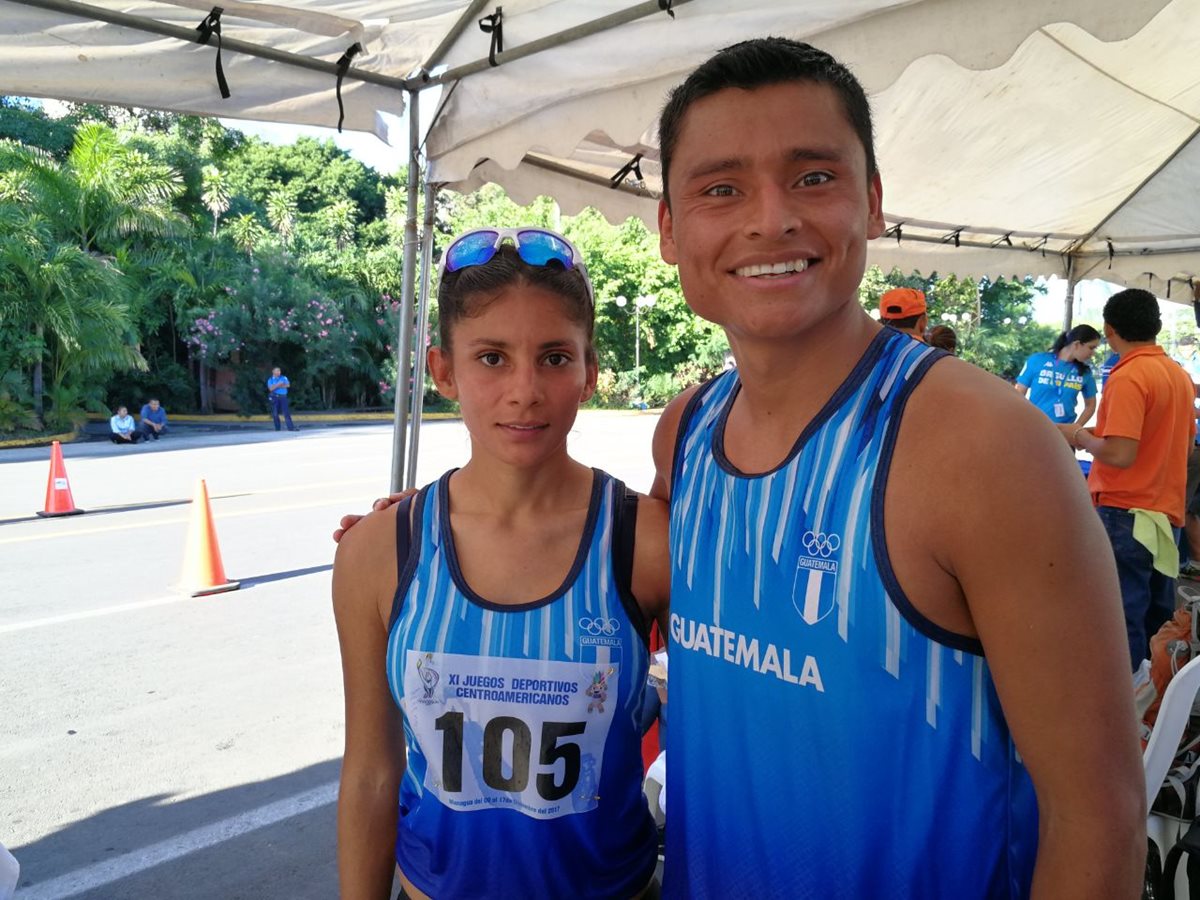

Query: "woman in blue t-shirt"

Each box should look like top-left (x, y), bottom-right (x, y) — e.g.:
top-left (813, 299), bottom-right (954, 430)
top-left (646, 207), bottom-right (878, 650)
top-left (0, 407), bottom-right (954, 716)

top-left (1014, 324), bottom-right (1101, 424)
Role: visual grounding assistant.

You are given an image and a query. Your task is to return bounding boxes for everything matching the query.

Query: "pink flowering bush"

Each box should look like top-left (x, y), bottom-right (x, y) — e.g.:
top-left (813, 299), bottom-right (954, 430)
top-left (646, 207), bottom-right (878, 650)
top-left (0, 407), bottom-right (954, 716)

top-left (186, 252), bottom-right (394, 410)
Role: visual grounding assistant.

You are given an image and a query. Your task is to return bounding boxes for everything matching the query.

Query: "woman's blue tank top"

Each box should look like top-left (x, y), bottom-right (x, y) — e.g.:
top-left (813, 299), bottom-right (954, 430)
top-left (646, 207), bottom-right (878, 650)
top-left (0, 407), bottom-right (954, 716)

top-left (386, 468), bottom-right (657, 898)
top-left (664, 329), bottom-right (1038, 898)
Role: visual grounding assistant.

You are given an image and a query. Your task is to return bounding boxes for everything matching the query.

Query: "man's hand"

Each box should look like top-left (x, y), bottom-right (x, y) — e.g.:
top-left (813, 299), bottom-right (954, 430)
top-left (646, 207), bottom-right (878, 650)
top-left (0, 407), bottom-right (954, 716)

top-left (332, 490), bottom-right (417, 542)
top-left (1056, 422), bottom-right (1088, 448)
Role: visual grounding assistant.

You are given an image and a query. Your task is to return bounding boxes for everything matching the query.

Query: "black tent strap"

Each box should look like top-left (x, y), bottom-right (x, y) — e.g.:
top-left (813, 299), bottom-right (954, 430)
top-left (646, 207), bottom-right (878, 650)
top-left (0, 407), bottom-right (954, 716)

top-left (478, 7), bottom-right (504, 67)
top-left (1031, 234), bottom-right (1049, 257)
top-left (939, 228), bottom-right (962, 247)
top-left (610, 153), bottom-right (644, 188)
top-left (195, 7), bottom-right (230, 99)
top-left (884, 223), bottom-right (903, 244)
top-left (335, 42), bottom-right (364, 133)
top-left (989, 232), bottom-right (1014, 248)
top-left (658, 0), bottom-right (676, 17)
top-left (1107, 239), bottom-right (1115, 268)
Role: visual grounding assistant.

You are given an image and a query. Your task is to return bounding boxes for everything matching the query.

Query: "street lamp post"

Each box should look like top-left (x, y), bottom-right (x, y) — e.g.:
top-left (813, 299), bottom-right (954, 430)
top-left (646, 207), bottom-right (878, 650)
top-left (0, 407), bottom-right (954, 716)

top-left (614, 294), bottom-right (656, 400)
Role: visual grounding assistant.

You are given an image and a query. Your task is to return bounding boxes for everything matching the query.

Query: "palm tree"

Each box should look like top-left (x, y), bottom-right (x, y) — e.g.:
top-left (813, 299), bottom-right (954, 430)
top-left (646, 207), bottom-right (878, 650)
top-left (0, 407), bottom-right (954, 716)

top-left (225, 213), bottom-right (267, 258)
top-left (323, 199), bottom-right (357, 251)
top-left (0, 205), bottom-right (142, 424)
top-left (0, 126), bottom-right (185, 255)
top-left (201, 165), bottom-right (231, 238)
top-left (266, 189), bottom-right (297, 249)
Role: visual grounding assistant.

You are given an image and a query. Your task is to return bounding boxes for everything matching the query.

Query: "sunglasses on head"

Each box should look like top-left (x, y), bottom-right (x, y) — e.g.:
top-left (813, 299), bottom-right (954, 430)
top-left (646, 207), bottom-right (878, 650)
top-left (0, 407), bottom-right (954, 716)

top-left (440, 227), bottom-right (593, 299)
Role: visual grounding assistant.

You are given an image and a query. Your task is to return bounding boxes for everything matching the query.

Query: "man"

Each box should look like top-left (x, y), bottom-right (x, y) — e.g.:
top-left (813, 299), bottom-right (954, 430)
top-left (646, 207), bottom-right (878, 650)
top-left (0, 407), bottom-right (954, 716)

top-left (878, 286), bottom-right (927, 341)
top-left (137, 398), bottom-right (167, 440)
top-left (109, 405), bottom-right (141, 444)
top-left (1061, 288), bottom-right (1196, 670)
top-left (267, 366), bottom-right (298, 432)
top-left (337, 37), bottom-right (1144, 899)
top-left (649, 38), bottom-right (1141, 897)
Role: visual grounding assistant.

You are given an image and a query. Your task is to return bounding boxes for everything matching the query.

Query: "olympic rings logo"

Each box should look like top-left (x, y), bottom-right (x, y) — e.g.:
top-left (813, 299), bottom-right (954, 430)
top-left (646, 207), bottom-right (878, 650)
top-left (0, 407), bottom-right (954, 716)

top-left (578, 616), bottom-right (621, 636)
top-left (802, 531), bottom-right (841, 558)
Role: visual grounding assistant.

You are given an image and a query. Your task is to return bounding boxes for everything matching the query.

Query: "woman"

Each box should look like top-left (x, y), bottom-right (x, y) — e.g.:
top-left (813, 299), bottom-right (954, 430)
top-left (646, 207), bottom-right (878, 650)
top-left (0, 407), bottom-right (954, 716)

top-left (109, 405), bottom-right (141, 444)
top-left (1014, 324), bottom-right (1101, 424)
top-left (332, 227), bottom-right (668, 900)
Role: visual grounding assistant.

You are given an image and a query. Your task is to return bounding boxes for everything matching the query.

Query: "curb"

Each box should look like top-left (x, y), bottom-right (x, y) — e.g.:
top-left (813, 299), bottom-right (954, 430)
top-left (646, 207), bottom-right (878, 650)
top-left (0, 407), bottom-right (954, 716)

top-left (0, 430), bottom-right (78, 450)
top-left (5, 407), bottom-right (661, 450)
top-left (84, 411), bottom-right (461, 425)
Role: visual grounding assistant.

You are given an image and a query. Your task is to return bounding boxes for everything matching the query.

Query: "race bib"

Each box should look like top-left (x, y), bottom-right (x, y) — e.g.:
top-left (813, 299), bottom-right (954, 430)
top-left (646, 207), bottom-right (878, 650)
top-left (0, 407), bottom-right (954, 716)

top-left (404, 650), bottom-right (618, 820)
top-left (1054, 402), bottom-right (1066, 418)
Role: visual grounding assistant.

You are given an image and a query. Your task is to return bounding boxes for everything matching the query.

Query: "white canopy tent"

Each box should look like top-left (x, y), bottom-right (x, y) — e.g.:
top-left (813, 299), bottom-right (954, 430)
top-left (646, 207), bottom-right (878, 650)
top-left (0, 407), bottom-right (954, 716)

top-left (3, 0), bottom-right (1199, 487)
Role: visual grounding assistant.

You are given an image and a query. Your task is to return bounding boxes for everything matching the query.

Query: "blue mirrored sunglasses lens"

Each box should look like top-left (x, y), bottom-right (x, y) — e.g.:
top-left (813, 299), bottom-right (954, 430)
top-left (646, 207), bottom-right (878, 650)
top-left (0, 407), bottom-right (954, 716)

top-left (515, 230), bottom-right (574, 268)
top-left (445, 231), bottom-right (500, 272)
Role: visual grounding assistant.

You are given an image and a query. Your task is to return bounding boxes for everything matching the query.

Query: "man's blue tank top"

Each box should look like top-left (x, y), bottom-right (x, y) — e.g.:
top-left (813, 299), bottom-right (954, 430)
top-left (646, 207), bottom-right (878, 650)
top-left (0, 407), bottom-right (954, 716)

top-left (386, 468), bottom-right (657, 899)
top-left (664, 329), bottom-right (1038, 899)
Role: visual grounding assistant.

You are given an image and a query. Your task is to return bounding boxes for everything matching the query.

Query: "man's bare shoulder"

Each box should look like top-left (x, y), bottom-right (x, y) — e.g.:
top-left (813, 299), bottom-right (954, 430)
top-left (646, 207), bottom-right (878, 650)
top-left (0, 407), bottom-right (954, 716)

top-left (651, 382), bottom-right (705, 498)
top-left (912, 356), bottom-right (1068, 454)
top-left (898, 355), bottom-right (1089, 515)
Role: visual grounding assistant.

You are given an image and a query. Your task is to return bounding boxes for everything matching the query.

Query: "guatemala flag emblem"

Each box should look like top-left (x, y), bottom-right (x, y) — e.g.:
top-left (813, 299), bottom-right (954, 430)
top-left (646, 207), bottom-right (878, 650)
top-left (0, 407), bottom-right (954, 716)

top-left (792, 530), bottom-right (841, 624)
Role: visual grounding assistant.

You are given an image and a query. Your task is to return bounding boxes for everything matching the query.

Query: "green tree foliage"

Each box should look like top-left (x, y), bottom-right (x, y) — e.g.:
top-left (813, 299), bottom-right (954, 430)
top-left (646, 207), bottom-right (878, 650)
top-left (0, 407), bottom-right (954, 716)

top-left (0, 203), bottom-right (143, 427)
top-left (0, 102), bottom-right (76, 157)
top-left (184, 251), bottom-right (389, 411)
top-left (0, 99), bottom-right (1066, 435)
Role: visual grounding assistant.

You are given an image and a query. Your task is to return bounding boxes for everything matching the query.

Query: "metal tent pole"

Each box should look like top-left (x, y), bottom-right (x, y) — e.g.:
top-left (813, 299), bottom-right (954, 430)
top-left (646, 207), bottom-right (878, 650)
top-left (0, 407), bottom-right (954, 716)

top-left (7, 0), bottom-right (412, 92)
top-left (390, 88), bottom-right (421, 493)
top-left (405, 181), bottom-right (438, 490)
top-left (1062, 258), bottom-right (1077, 333)
top-left (422, 0), bottom-right (694, 87)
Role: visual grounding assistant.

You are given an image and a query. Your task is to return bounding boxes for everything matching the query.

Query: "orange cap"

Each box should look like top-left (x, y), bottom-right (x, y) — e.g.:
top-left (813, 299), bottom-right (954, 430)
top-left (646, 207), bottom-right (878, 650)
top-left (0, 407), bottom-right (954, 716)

top-left (879, 287), bottom-right (926, 320)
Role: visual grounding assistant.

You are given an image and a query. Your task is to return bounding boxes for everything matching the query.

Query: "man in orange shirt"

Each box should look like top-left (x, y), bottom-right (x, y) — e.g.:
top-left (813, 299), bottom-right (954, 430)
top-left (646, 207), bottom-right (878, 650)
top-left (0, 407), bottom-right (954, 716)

top-left (1062, 288), bottom-right (1196, 670)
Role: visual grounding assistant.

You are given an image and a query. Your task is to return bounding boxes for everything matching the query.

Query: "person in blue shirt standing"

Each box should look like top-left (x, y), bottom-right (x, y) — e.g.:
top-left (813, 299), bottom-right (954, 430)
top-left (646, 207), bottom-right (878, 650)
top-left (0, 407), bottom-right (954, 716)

top-left (1014, 324), bottom-right (1101, 424)
top-left (1100, 349), bottom-right (1121, 388)
top-left (267, 367), bottom-right (297, 432)
top-left (137, 398), bottom-right (168, 440)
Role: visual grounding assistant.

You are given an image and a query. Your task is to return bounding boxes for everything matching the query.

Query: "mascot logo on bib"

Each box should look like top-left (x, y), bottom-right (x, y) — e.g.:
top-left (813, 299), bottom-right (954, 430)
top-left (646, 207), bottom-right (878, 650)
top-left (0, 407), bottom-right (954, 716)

top-left (585, 666), bottom-right (615, 714)
top-left (792, 530), bottom-right (841, 625)
top-left (416, 652), bottom-right (440, 702)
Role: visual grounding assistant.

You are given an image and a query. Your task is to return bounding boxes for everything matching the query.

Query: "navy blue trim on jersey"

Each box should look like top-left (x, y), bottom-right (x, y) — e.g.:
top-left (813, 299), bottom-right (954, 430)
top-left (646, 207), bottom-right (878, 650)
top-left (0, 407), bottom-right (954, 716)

top-left (712, 328), bottom-right (892, 478)
top-left (869, 345), bottom-right (984, 655)
top-left (440, 468), bottom-right (604, 612)
top-left (389, 488), bottom-right (430, 632)
top-left (670, 377), bottom-right (724, 503)
top-left (611, 486), bottom-right (650, 647)
top-left (394, 494), bottom-right (415, 580)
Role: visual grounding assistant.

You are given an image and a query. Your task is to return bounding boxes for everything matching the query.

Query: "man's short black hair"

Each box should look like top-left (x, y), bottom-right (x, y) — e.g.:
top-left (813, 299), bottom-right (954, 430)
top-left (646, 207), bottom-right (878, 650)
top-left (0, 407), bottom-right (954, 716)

top-left (884, 313), bottom-right (925, 332)
top-left (1103, 288), bottom-right (1161, 343)
top-left (657, 37), bottom-right (877, 205)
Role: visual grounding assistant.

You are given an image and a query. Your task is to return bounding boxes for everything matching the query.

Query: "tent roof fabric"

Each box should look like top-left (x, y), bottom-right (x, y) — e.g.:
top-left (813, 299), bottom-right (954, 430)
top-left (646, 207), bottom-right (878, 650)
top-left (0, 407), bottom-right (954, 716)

top-left (3, 0), bottom-right (1198, 294)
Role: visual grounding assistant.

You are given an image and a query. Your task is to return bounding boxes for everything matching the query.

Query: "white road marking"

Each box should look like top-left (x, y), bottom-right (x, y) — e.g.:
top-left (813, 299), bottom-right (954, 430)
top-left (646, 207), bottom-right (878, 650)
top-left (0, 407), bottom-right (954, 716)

top-left (0, 492), bottom-right (372, 545)
top-left (0, 595), bottom-right (193, 636)
top-left (16, 782), bottom-right (338, 900)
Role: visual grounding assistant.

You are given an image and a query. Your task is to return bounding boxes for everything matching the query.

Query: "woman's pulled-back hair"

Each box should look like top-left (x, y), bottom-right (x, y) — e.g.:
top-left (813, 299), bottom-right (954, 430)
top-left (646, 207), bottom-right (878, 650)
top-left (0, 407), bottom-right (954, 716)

top-left (1050, 323), bottom-right (1101, 374)
top-left (437, 244), bottom-right (595, 354)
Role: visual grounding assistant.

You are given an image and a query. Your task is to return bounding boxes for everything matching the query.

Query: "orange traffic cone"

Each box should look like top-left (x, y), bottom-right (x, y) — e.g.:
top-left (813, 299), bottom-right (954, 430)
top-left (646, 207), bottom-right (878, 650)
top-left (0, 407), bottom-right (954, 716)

top-left (36, 440), bottom-right (84, 517)
top-left (180, 479), bottom-right (240, 597)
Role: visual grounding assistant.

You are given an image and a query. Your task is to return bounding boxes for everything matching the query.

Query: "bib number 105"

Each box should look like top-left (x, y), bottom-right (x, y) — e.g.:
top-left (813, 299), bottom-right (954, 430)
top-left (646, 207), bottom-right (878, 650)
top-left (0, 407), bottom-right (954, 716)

top-left (434, 711), bottom-right (587, 802)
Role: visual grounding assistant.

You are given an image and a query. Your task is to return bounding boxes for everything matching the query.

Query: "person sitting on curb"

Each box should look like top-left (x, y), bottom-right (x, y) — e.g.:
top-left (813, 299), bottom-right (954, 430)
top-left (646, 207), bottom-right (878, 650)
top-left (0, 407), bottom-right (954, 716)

top-left (109, 406), bottom-right (141, 444)
top-left (137, 398), bottom-right (168, 441)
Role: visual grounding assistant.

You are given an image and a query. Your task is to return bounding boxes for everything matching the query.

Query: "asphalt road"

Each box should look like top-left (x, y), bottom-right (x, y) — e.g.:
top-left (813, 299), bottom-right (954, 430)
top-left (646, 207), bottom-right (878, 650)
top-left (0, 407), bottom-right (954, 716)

top-left (0, 412), bottom-right (659, 899)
